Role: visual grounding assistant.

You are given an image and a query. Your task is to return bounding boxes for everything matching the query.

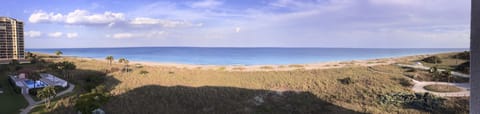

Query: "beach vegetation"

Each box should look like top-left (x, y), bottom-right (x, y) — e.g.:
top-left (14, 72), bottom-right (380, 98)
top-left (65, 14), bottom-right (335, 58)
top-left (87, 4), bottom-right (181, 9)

top-left (422, 56), bottom-right (442, 64)
top-left (49, 61), bottom-right (77, 79)
top-left (288, 64), bottom-right (304, 68)
top-left (37, 86), bottom-right (57, 110)
top-left (55, 50), bottom-right (63, 57)
top-left (378, 92), bottom-right (465, 113)
top-left (139, 70), bottom-right (149, 75)
top-left (217, 67), bottom-right (226, 71)
top-left (456, 61), bottom-right (470, 74)
top-left (452, 51), bottom-right (470, 60)
top-left (27, 52), bottom-right (469, 114)
top-left (260, 66), bottom-right (274, 69)
top-left (74, 85), bottom-right (110, 114)
top-left (105, 56), bottom-right (114, 66)
top-left (118, 58), bottom-right (130, 72)
top-left (338, 77), bottom-right (354, 85)
top-left (232, 67), bottom-right (246, 70)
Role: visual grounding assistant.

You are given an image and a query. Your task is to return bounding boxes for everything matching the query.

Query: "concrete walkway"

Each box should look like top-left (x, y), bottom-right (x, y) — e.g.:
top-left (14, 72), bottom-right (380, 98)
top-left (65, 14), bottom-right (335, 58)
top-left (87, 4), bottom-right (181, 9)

top-left (368, 66), bottom-right (470, 97)
top-left (411, 79), bottom-right (470, 97)
top-left (397, 64), bottom-right (470, 78)
top-left (20, 83), bottom-right (75, 114)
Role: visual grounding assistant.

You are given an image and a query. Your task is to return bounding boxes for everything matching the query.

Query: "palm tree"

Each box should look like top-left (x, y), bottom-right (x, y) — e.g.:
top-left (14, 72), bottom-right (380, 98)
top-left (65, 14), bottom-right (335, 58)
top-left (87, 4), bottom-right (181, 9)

top-left (124, 60), bottom-right (130, 72)
top-left (37, 86), bottom-right (57, 110)
top-left (118, 58), bottom-right (126, 64)
top-left (118, 58), bottom-right (129, 72)
top-left (59, 61), bottom-right (76, 79)
top-left (105, 56), bottom-right (114, 66)
top-left (29, 72), bottom-right (41, 89)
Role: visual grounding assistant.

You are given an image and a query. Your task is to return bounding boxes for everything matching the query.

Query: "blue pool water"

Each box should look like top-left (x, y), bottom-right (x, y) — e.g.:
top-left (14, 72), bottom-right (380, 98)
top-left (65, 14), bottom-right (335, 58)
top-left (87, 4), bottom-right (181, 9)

top-left (28, 47), bottom-right (468, 65)
top-left (24, 80), bottom-right (48, 89)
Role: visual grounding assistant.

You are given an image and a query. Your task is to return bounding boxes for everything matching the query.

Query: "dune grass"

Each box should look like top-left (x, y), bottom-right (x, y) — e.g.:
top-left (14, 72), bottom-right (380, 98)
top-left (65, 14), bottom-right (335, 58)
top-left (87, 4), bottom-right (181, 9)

top-left (260, 66), bottom-right (274, 69)
top-left (418, 52), bottom-right (468, 72)
top-left (29, 52), bottom-right (469, 113)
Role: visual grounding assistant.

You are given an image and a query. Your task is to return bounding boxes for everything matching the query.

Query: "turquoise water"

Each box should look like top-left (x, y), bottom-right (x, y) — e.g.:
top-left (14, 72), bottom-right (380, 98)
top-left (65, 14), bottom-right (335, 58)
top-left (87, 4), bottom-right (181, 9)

top-left (24, 80), bottom-right (48, 89)
top-left (28, 47), bottom-right (468, 65)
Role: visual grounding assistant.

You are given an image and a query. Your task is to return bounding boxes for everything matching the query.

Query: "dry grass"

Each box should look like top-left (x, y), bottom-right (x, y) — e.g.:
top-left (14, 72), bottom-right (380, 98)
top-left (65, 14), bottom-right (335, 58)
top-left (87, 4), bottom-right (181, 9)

top-left (232, 67), bottom-right (246, 71)
top-left (424, 84), bottom-right (463, 93)
top-left (288, 64), bottom-right (304, 68)
top-left (419, 52), bottom-right (468, 71)
top-left (30, 52), bottom-right (469, 114)
top-left (260, 66), bottom-right (274, 69)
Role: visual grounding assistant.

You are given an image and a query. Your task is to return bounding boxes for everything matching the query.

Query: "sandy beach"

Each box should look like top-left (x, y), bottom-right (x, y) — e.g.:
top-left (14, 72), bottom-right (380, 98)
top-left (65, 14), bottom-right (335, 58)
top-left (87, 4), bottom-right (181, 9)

top-left (45, 52), bottom-right (442, 72)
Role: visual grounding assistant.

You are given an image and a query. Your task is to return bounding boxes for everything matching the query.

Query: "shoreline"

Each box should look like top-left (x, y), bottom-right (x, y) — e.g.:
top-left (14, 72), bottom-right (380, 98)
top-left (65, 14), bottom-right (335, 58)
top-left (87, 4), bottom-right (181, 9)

top-left (32, 51), bottom-right (458, 71)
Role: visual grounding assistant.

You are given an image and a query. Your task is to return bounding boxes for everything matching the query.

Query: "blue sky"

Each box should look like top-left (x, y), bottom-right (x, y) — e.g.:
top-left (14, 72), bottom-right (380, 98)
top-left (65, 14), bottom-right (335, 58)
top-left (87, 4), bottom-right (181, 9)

top-left (1, 0), bottom-right (471, 48)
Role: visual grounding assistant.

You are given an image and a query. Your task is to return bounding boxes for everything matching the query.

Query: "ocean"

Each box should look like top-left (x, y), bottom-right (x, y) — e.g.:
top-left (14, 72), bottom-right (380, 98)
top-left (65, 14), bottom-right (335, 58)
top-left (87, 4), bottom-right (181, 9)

top-left (27, 47), bottom-right (468, 65)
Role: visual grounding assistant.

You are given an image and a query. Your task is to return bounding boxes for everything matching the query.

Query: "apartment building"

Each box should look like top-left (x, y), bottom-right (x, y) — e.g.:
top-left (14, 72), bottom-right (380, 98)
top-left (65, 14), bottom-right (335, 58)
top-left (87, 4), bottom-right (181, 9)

top-left (0, 17), bottom-right (27, 64)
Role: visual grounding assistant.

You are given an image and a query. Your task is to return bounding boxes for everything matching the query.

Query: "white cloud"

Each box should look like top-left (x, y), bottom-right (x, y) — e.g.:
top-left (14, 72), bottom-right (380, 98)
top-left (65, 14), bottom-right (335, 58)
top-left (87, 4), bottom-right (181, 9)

top-left (110, 31), bottom-right (167, 39)
top-left (112, 33), bottom-right (134, 39)
top-left (130, 17), bottom-right (200, 28)
top-left (25, 31), bottom-right (42, 38)
top-left (190, 0), bottom-right (222, 8)
top-left (235, 27), bottom-right (241, 33)
top-left (29, 9), bottom-right (125, 25)
top-left (66, 33), bottom-right (79, 38)
top-left (28, 11), bottom-right (64, 23)
top-left (48, 32), bottom-right (63, 38)
top-left (65, 10), bottom-right (125, 24)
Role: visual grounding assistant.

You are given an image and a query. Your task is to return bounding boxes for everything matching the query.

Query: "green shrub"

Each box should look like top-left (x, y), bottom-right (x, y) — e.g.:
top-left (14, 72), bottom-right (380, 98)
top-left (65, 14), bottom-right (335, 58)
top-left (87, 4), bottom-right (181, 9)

top-left (379, 92), bottom-right (445, 112)
top-left (422, 56), bottom-right (442, 63)
top-left (139, 70), bottom-right (149, 75)
top-left (75, 85), bottom-right (110, 114)
top-left (453, 51), bottom-right (470, 60)
top-left (338, 77), bottom-right (354, 85)
top-left (456, 62), bottom-right (470, 74)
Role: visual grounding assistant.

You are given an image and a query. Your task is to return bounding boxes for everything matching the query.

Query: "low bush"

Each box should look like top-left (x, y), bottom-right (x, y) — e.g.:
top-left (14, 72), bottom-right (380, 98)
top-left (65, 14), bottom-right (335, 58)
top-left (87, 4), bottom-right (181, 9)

top-left (422, 56), bottom-right (442, 64)
top-left (338, 77), bottom-right (354, 85)
top-left (139, 70), bottom-right (149, 75)
top-left (452, 51), bottom-right (470, 60)
top-left (456, 62), bottom-right (470, 74)
top-left (379, 92), bottom-right (446, 112)
top-left (260, 66), bottom-right (274, 69)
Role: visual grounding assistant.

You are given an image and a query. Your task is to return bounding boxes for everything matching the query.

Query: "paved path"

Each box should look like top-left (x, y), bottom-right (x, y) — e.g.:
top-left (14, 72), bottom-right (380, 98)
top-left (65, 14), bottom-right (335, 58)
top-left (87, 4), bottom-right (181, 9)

top-left (368, 66), bottom-right (470, 97)
top-left (397, 64), bottom-right (470, 78)
top-left (20, 83), bottom-right (75, 114)
top-left (410, 80), bottom-right (470, 97)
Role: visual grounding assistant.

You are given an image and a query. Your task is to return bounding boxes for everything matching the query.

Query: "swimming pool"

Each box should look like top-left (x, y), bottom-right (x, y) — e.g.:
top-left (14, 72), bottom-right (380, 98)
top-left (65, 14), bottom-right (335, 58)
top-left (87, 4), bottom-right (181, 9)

top-left (24, 80), bottom-right (48, 89)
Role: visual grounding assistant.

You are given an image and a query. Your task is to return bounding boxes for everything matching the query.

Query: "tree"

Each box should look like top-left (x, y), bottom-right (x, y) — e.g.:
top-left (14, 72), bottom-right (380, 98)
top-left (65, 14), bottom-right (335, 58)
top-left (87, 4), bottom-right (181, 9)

top-left (60, 61), bottom-right (76, 79)
top-left (118, 58), bottom-right (129, 72)
top-left (105, 56), bottom-right (114, 66)
top-left (50, 61), bottom-right (77, 79)
top-left (37, 86), bottom-right (57, 110)
top-left (55, 50), bottom-right (63, 57)
top-left (75, 85), bottom-right (110, 113)
top-left (29, 72), bottom-right (41, 89)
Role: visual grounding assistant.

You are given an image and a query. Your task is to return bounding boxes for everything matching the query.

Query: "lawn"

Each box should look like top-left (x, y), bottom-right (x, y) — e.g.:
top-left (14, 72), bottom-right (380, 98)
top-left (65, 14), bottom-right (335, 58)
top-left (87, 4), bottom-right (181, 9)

top-left (0, 68), bottom-right (28, 114)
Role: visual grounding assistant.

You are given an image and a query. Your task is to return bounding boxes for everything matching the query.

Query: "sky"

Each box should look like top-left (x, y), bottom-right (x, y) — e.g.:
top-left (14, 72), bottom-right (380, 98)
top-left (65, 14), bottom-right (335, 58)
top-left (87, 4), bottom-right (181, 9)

top-left (1, 0), bottom-right (471, 48)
